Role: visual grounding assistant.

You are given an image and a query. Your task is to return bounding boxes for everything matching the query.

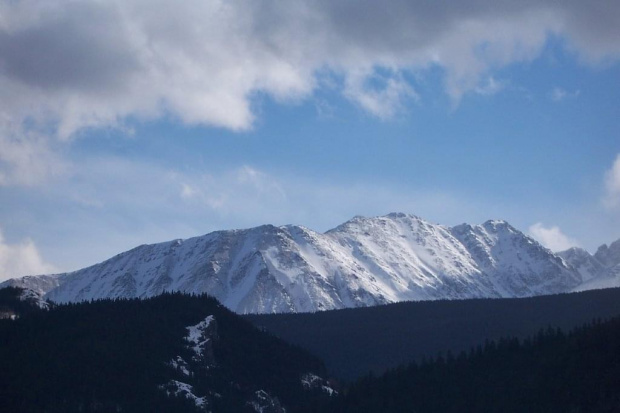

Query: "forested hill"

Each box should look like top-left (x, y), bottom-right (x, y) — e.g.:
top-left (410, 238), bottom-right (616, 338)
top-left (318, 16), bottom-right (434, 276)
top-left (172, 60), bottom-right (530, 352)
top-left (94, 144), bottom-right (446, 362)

top-left (0, 292), bottom-right (334, 413)
top-left (246, 287), bottom-right (620, 380)
top-left (0, 287), bottom-right (52, 319)
top-left (331, 316), bottom-right (620, 412)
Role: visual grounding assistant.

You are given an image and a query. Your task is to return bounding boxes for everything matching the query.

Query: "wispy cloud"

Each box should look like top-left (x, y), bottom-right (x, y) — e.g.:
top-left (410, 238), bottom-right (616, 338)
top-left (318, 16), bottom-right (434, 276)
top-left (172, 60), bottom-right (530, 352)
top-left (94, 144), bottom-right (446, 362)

top-left (344, 70), bottom-right (418, 119)
top-left (528, 222), bottom-right (580, 252)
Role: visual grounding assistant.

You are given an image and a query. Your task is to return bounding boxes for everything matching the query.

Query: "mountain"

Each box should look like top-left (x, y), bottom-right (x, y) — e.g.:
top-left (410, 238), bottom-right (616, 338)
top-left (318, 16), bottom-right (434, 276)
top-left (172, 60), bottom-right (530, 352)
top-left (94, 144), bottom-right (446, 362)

top-left (0, 292), bottom-right (334, 412)
top-left (559, 238), bottom-right (620, 292)
top-left (450, 220), bottom-right (578, 296)
top-left (0, 213), bottom-right (587, 314)
top-left (557, 247), bottom-right (605, 282)
top-left (594, 238), bottom-right (620, 267)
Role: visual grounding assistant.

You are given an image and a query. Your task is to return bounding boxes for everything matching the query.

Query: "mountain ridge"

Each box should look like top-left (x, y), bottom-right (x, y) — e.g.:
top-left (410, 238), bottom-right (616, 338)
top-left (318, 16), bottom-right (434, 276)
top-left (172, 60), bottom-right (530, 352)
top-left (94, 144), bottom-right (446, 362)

top-left (560, 239), bottom-right (620, 292)
top-left (1, 213), bottom-right (617, 314)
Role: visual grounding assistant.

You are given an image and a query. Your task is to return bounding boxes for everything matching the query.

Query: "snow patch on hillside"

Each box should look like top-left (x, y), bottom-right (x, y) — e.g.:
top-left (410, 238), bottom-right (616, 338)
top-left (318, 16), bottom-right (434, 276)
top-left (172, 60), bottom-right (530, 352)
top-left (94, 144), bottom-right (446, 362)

top-left (301, 372), bottom-right (337, 396)
top-left (247, 390), bottom-right (285, 413)
top-left (186, 315), bottom-right (215, 358)
top-left (160, 380), bottom-right (208, 410)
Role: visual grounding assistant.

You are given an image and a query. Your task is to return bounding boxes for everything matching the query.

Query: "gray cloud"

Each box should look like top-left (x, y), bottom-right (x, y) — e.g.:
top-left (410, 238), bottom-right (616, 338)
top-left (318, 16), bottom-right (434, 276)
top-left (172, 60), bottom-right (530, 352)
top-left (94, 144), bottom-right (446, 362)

top-left (0, 2), bottom-right (140, 92)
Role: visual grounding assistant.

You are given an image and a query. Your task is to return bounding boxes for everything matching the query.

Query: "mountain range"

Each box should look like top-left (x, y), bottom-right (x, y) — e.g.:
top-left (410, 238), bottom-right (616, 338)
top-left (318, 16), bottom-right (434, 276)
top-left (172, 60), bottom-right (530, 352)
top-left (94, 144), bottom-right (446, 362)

top-left (2, 213), bottom-right (619, 314)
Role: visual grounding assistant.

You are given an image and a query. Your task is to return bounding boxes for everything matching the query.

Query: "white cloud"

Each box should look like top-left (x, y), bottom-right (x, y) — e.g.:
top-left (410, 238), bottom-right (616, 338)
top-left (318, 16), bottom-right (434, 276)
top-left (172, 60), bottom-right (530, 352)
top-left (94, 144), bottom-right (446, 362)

top-left (528, 222), bottom-right (580, 252)
top-left (0, 229), bottom-right (57, 281)
top-left (0, 0), bottom-right (617, 183)
top-left (344, 70), bottom-right (418, 119)
top-left (603, 154), bottom-right (620, 209)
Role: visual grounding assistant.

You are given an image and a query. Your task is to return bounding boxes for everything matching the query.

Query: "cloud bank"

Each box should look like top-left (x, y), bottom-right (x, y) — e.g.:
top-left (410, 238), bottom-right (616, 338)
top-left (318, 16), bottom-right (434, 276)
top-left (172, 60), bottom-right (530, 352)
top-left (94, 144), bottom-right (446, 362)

top-left (0, 0), bottom-right (618, 138)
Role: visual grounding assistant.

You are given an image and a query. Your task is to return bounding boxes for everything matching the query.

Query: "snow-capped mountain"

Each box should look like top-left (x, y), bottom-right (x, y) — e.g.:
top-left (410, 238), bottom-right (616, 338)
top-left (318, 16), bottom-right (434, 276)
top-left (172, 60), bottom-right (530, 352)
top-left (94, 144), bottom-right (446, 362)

top-left (1, 213), bottom-right (589, 314)
top-left (567, 238), bottom-right (620, 292)
top-left (451, 220), bottom-right (578, 297)
top-left (557, 247), bottom-right (605, 283)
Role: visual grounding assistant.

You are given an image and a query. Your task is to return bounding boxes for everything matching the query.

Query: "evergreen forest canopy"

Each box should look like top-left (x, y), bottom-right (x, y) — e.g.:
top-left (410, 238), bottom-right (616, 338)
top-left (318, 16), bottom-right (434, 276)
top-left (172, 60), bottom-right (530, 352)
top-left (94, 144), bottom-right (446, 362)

top-left (331, 317), bottom-right (620, 413)
top-left (247, 287), bottom-right (620, 380)
top-left (1, 288), bottom-right (620, 412)
top-left (0, 287), bottom-right (51, 318)
top-left (0, 290), bottom-right (330, 412)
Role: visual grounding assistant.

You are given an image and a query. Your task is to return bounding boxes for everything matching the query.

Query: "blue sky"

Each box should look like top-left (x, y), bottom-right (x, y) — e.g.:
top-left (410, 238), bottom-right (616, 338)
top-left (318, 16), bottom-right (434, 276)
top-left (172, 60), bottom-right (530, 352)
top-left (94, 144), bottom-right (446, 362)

top-left (0, 0), bottom-right (619, 279)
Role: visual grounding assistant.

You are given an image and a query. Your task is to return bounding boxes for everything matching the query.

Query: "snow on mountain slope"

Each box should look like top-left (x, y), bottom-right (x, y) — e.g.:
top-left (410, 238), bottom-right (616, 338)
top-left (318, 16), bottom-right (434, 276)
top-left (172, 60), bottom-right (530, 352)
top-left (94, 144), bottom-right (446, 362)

top-left (324, 213), bottom-right (493, 301)
top-left (451, 220), bottom-right (581, 297)
top-left (1, 274), bottom-right (64, 297)
top-left (594, 239), bottom-right (620, 268)
top-left (0, 214), bottom-right (586, 314)
top-left (573, 268), bottom-right (620, 292)
top-left (569, 238), bottom-right (620, 292)
top-left (558, 247), bottom-right (605, 283)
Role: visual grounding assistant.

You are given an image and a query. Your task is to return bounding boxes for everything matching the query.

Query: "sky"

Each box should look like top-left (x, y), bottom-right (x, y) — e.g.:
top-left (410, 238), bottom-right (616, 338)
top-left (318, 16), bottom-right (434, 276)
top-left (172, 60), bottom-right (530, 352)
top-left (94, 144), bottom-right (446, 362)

top-left (0, 0), bottom-right (619, 280)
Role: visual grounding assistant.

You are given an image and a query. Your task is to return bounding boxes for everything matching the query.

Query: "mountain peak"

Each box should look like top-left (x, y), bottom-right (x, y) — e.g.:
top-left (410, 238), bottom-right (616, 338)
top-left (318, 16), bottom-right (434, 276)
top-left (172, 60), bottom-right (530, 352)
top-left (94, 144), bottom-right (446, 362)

top-left (327, 213), bottom-right (434, 236)
top-left (384, 212), bottom-right (422, 221)
top-left (481, 219), bottom-right (513, 230)
top-left (451, 220), bottom-right (519, 237)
